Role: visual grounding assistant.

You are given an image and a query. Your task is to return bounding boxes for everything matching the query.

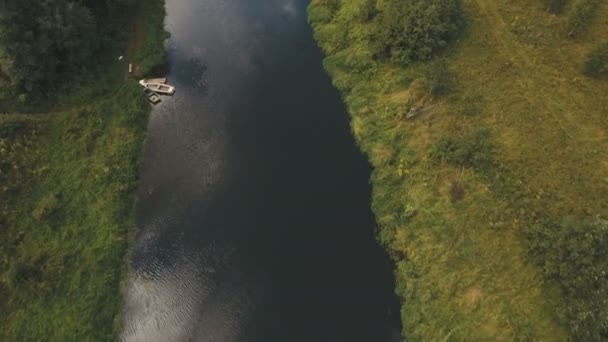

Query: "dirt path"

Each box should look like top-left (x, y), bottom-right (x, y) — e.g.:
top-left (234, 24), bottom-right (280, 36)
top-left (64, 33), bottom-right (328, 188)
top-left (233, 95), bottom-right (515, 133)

top-left (123, 0), bottom-right (146, 79)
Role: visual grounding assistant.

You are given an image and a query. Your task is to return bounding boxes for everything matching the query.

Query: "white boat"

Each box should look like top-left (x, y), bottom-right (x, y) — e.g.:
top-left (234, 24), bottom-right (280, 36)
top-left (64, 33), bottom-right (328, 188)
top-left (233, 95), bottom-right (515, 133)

top-left (144, 77), bottom-right (167, 84)
top-left (139, 79), bottom-right (175, 95)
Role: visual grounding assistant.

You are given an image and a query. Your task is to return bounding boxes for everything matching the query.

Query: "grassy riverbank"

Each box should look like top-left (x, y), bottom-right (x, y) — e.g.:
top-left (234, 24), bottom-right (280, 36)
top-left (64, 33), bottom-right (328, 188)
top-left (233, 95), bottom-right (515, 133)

top-left (0, 1), bottom-right (166, 340)
top-left (309, 0), bottom-right (608, 340)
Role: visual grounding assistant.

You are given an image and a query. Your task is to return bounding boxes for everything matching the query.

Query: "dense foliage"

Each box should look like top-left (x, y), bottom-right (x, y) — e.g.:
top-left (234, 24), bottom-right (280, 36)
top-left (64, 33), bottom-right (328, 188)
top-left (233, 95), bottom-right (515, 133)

top-left (373, 0), bottom-right (463, 65)
top-left (0, 0), bottom-right (136, 97)
top-left (583, 42), bottom-right (608, 80)
top-left (528, 217), bottom-right (608, 340)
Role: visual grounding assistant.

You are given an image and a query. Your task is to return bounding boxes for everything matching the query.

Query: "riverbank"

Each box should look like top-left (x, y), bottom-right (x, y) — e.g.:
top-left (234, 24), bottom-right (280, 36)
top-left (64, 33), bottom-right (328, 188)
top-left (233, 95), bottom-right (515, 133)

top-left (0, 1), bottom-right (166, 340)
top-left (309, 0), bottom-right (608, 340)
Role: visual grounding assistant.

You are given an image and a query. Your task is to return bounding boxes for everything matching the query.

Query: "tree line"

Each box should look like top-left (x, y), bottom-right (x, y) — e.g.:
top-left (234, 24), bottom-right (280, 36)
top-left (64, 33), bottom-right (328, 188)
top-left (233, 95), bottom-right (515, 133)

top-left (0, 0), bottom-right (137, 98)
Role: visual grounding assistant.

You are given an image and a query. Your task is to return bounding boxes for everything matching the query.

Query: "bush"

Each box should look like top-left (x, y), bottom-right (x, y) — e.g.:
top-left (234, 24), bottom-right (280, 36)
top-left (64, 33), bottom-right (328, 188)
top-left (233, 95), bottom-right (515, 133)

top-left (0, 122), bottom-right (27, 139)
top-left (527, 217), bottom-right (608, 340)
top-left (373, 0), bottom-right (463, 65)
top-left (358, 0), bottom-right (377, 22)
top-left (545, 0), bottom-right (568, 14)
top-left (133, 0), bottom-right (170, 76)
top-left (583, 42), bottom-right (608, 80)
top-left (318, 0), bottom-right (341, 13)
top-left (425, 60), bottom-right (452, 97)
top-left (566, 0), bottom-right (601, 38)
top-left (309, 5), bottom-right (335, 24)
top-left (431, 127), bottom-right (494, 171)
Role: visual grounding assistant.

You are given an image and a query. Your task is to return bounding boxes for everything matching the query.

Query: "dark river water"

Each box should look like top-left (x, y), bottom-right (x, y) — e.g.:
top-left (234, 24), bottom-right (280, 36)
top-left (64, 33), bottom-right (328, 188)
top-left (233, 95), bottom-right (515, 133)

top-left (122, 0), bottom-right (401, 341)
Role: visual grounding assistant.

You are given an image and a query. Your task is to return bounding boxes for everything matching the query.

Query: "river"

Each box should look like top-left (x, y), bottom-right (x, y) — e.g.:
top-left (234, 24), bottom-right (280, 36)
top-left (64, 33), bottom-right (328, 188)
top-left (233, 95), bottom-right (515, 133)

top-left (121, 0), bottom-right (401, 341)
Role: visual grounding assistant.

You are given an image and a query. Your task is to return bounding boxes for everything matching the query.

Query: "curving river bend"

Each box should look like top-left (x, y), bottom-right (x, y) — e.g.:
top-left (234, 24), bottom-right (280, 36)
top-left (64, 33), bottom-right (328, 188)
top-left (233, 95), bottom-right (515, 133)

top-left (122, 0), bottom-right (401, 341)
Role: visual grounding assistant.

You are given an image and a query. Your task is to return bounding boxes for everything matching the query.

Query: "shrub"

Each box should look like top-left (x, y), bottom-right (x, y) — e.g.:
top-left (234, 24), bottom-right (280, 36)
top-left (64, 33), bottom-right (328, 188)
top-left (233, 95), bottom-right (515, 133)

top-left (583, 42), bottom-right (608, 80)
top-left (545, 0), bottom-right (568, 14)
top-left (373, 0), bottom-right (463, 65)
top-left (309, 5), bottom-right (335, 24)
top-left (459, 94), bottom-right (484, 116)
top-left (527, 216), bottom-right (608, 340)
top-left (431, 127), bottom-right (494, 171)
top-left (318, 0), bottom-right (341, 13)
top-left (358, 0), bottom-right (377, 22)
top-left (425, 60), bottom-right (452, 97)
top-left (566, 0), bottom-right (601, 38)
top-left (0, 122), bottom-right (27, 139)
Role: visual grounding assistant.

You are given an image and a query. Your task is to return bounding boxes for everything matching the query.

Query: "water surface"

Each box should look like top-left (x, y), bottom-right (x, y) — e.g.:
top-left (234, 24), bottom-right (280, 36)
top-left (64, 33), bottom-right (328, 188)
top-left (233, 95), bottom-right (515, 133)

top-left (122, 0), bottom-right (401, 340)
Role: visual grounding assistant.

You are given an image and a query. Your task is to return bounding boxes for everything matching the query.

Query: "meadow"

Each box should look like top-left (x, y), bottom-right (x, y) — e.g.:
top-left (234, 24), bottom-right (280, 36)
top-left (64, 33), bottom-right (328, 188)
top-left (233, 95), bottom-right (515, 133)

top-left (309, 0), bottom-right (608, 339)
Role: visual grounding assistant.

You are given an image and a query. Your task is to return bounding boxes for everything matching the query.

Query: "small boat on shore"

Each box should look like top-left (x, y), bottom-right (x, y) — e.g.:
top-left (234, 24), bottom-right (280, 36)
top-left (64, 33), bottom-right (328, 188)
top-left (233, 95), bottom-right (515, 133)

top-left (139, 79), bottom-right (176, 95)
top-left (145, 77), bottom-right (167, 84)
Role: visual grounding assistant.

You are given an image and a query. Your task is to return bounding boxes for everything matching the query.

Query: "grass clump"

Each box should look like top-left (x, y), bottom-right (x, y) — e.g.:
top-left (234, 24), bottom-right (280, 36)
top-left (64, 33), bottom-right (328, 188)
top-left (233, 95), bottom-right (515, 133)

top-left (424, 60), bottom-right (452, 97)
top-left (566, 0), bottom-right (602, 38)
top-left (431, 127), bottom-right (495, 171)
top-left (583, 42), bottom-right (608, 79)
top-left (358, 0), bottom-right (378, 22)
top-left (545, 0), bottom-right (568, 14)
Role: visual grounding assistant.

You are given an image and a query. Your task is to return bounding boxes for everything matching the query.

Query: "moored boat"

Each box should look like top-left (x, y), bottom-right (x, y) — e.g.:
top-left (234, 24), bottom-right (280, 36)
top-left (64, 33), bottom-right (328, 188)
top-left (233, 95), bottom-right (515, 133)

top-left (139, 79), bottom-right (175, 95)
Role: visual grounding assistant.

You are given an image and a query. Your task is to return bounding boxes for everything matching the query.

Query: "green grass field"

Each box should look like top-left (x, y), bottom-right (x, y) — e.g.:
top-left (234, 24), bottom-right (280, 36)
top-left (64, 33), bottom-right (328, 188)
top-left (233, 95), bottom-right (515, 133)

top-left (0, 0), bottom-right (166, 340)
top-left (309, 0), bottom-right (608, 340)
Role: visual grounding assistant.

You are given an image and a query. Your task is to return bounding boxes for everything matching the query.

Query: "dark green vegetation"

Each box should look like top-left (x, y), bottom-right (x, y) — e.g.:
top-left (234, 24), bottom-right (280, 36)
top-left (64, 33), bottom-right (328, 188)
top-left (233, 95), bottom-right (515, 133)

top-left (373, 0), bottom-right (463, 65)
top-left (528, 217), bottom-right (608, 339)
top-left (584, 42), bottom-right (608, 79)
top-left (0, 0), bottom-right (140, 98)
top-left (309, 0), bottom-right (608, 340)
top-left (545, 0), bottom-right (568, 14)
top-left (133, 0), bottom-right (169, 76)
top-left (0, 0), bottom-right (166, 340)
top-left (566, 0), bottom-right (601, 38)
top-left (430, 126), bottom-right (495, 171)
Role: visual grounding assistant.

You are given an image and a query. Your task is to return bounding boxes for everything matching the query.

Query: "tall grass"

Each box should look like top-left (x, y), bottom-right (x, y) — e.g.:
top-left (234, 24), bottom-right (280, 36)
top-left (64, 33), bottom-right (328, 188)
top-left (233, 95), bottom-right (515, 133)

top-left (566, 0), bottom-right (602, 38)
top-left (0, 84), bottom-right (148, 340)
top-left (583, 42), bottom-right (608, 79)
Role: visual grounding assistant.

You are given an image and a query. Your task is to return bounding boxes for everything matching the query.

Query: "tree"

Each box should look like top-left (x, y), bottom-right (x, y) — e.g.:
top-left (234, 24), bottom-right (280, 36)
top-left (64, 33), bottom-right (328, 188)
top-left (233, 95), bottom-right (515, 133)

top-left (0, 0), bottom-right (138, 97)
top-left (373, 0), bottom-right (463, 65)
top-left (0, 0), bottom-right (97, 96)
